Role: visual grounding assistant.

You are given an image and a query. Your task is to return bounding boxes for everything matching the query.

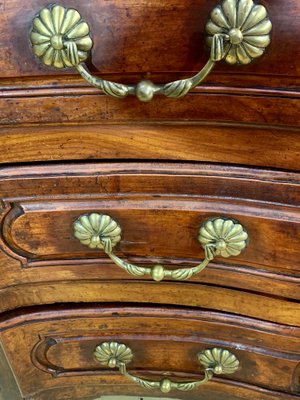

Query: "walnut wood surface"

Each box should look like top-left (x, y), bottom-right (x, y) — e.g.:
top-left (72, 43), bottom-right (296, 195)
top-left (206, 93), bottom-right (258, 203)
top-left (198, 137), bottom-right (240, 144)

top-left (0, 1), bottom-right (299, 166)
top-left (0, 124), bottom-right (299, 168)
top-left (0, 2), bottom-right (299, 398)
top-left (2, 197), bottom-right (299, 272)
top-left (0, 163), bottom-right (299, 323)
top-left (20, 384), bottom-right (300, 400)
top-left (0, 163), bottom-right (299, 272)
top-left (1, 280), bottom-right (300, 325)
top-left (0, 306), bottom-right (299, 399)
top-left (1, 0), bottom-right (299, 80)
top-left (0, 92), bottom-right (299, 128)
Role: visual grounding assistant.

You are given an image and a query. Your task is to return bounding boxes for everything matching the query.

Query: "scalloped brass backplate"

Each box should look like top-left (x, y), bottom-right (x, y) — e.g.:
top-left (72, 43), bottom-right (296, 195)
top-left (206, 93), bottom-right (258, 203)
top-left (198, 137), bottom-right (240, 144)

top-left (29, 1), bottom-right (272, 101)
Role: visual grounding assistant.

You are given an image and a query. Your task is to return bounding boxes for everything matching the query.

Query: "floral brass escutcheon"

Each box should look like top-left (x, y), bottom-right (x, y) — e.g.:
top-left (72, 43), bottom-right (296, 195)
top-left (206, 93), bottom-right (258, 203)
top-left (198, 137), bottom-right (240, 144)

top-left (29, 0), bottom-right (272, 101)
top-left (199, 217), bottom-right (249, 260)
top-left (206, 0), bottom-right (272, 64)
top-left (94, 342), bottom-right (240, 394)
top-left (73, 214), bottom-right (249, 282)
top-left (30, 5), bottom-right (93, 68)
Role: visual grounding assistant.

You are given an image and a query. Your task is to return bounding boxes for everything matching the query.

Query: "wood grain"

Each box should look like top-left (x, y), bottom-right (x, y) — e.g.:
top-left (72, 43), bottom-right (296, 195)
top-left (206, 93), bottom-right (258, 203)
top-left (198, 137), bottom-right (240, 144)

top-left (0, 2), bottom-right (299, 398)
top-left (0, 162), bottom-right (299, 318)
top-left (2, 198), bottom-right (299, 274)
top-left (1, 163), bottom-right (299, 205)
top-left (0, 0), bottom-right (299, 80)
top-left (0, 92), bottom-right (299, 127)
top-left (0, 124), bottom-right (299, 168)
top-left (22, 383), bottom-right (300, 400)
top-left (0, 306), bottom-right (299, 399)
top-left (0, 1), bottom-right (299, 131)
top-left (0, 281), bottom-right (299, 325)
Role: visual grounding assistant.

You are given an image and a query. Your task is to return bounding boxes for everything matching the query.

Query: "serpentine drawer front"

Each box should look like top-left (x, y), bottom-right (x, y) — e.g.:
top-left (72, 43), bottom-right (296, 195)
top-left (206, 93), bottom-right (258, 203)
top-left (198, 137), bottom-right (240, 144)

top-left (29, 0), bottom-right (272, 101)
top-left (0, 306), bottom-right (299, 400)
top-left (0, 0), bottom-right (299, 163)
top-left (0, 1), bottom-right (299, 399)
top-left (0, 163), bottom-right (299, 325)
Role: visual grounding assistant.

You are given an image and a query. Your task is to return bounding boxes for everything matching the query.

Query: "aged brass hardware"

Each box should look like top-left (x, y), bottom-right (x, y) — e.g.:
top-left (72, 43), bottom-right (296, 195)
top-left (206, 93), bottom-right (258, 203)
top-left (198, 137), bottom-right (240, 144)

top-left (94, 342), bottom-right (240, 394)
top-left (73, 214), bottom-right (248, 282)
top-left (30, 1), bottom-right (272, 102)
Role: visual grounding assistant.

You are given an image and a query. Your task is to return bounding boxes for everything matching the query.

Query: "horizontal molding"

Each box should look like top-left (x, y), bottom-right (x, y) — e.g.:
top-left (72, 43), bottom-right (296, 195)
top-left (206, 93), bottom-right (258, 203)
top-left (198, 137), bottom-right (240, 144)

top-left (0, 91), bottom-right (299, 128)
top-left (1, 71), bottom-right (299, 91)
top-left (1, 83), bottom-right (299, 100)
top-left (1, 162), bottom-right (299, 182)
top-left (0, 281), bottom-right (299, 325)
top-left (0, 256), bottom-right (299, 299)
top-left (1, 305), bottom-right (299, 335)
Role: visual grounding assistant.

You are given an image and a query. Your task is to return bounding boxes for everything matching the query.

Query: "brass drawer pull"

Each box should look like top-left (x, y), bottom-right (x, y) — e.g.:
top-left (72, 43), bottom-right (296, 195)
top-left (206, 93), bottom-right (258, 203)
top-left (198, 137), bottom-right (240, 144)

top-left (94, 342), bottom-right (239, 394)
top-left (30, 0), bottom-right (272, 102)
top-left (74, 214), bottom-right (248, 282)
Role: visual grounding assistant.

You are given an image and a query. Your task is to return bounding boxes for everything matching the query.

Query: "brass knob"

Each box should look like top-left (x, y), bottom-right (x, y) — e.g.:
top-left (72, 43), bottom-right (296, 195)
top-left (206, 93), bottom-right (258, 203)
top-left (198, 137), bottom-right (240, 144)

top-left (30, 0), bottom-right (272, 102)
top-left (73, 214), bottom-right (249, 282)
top-left (94, 342), bottom-right (240, 393)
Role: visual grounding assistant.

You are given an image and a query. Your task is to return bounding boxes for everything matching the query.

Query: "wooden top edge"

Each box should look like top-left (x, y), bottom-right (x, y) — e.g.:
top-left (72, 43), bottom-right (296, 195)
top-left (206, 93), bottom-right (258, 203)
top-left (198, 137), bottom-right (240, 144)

top-left (0, 162), bottom-right (299, 182)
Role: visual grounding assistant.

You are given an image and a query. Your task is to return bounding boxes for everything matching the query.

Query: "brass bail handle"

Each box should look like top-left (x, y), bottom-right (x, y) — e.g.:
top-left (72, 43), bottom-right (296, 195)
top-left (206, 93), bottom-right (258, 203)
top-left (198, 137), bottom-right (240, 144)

top-left (73, 213), bottom-right (249, 282)
top-left (30, 0), bottom-right (272, 102)
top-left (94, 342), bottom-right (240, 394)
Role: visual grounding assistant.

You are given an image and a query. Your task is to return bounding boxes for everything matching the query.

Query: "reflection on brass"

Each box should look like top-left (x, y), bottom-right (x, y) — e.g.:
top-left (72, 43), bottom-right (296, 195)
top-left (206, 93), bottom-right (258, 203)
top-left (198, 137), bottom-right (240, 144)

top-left (30, 5), bottom-right (92, 68)
top-left (73, 213), bottom-right (248, 282)
top-left (206, 0), bottom-right (272, 65)
top-left (30, 1), bottom-right (272, 101)
top-left (94, 342), bottom-right (240, 394)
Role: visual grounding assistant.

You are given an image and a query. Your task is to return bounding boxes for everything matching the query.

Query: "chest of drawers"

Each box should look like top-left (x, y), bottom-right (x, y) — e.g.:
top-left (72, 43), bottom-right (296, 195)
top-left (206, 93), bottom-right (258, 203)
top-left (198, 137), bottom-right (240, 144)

top-left (0, 1), bottom-right (299, 399)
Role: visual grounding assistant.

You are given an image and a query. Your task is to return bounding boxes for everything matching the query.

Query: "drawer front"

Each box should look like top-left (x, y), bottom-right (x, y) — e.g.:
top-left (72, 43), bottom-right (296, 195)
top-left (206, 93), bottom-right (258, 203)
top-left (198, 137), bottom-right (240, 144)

top-left (2, 198), bottom-right (298, 273)
top-left (1, 1), bottom-right (299, 168)
top-left (1, 0), bottom-right (299, 82)
top-left (0, 163), bottom-right (299, 323)
top-left (0, 306), bottom-right (299, 400)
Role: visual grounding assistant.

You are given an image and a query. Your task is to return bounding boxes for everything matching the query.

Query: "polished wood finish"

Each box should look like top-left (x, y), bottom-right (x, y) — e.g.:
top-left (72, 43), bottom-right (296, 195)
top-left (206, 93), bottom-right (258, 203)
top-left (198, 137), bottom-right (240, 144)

top-left (0, 163), bottom-right (299, 325)
top-left (0, 1), bottom-right (299, 399)
top-left (0, 124), bottom-right (299, 169)
top-left (1, 0), bottom-right (299, 80)
top-left (1, 281), bottom-right (300, 325)
top-left (0, 306), bottom-right (299, 400)
top-left (0, 0), bottom-right (299, 167)
top-left (0, 90), bottom-right (299, 127)
top-left (3, 200), bottom-right (299, 271)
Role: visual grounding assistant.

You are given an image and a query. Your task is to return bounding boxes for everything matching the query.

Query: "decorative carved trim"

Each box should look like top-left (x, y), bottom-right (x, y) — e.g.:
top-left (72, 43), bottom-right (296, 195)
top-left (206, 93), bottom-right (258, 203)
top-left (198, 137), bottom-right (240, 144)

top-left (0, 203), bottom-right (28, 267)
top-left (30, 330), bottom-right (300, 381)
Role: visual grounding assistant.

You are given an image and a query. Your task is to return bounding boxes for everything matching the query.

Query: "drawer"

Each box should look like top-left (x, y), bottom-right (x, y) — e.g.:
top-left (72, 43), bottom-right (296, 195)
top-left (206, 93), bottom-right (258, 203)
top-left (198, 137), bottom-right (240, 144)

top-left (0, 163), bottom-right (299, 323)
top-left (0, 305), bottom-right (300, 400)
top-left (0, 1), bottom-right (299, 166)
top-left (3, 0), bottom-right (298, 82)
